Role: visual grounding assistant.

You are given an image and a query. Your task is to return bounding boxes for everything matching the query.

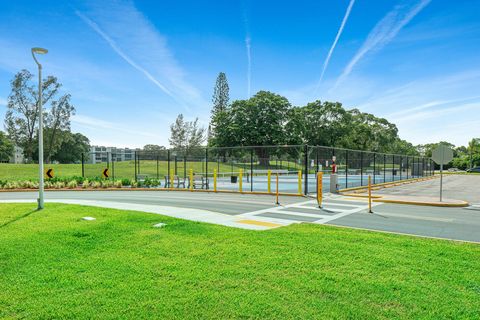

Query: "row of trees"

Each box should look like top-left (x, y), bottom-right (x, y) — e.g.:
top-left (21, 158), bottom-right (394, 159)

top-left (416, 140), bottom-right (480, 170)
top-left (2, 70), bottom-right (89, 163)
top-left (208, 73), bottom-right (417, 157)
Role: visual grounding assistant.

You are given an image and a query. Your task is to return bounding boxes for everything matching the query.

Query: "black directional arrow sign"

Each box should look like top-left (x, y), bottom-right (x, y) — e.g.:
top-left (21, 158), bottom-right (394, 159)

top-left (46, 168), bottom-right (54, 179)
top-left (102, 168), bottom-right (109, 178)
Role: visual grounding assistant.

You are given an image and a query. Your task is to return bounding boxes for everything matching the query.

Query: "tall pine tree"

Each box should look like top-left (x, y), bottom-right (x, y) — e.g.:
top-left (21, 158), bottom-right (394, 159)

top-left (209, 72), bottom-right (229, 145)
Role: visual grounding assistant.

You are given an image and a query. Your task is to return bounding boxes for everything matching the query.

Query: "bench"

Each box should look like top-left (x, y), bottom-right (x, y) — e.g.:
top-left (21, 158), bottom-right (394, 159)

top-left (188, 175), bottom-right (209, 189)
top-left (164, 175), bottom-right (186, 188)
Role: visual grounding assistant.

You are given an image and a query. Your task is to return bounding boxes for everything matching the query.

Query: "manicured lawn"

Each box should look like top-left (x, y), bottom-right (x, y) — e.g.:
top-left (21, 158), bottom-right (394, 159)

top-left (1, 203), bottom-right (479, 319)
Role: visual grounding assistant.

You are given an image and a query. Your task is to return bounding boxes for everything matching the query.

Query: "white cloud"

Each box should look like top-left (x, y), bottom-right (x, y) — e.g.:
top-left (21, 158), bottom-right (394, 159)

top-left (315, 0), bottom-right (355, 91)
top-left (334, 0), bottom-right (431, 89)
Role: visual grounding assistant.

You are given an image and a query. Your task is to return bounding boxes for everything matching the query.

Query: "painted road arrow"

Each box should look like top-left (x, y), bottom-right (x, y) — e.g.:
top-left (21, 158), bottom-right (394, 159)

top-left (103, 168), bottom-right (109, 178)
top-left (46, 168), bottom-right (54, 179)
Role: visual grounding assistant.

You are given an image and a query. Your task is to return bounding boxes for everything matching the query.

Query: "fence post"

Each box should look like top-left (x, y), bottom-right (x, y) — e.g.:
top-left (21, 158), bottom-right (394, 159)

top-left (174, 155), bottom-right (178, 176)
top-left (205, 148), bottom-right (209, 189)
top-left (383, 154), bottom-right (387, 181)
top-left (392, 155), bottom-right (395, 181)
top-left (134, 151), bottom-right (137, 182)
top-left (345, 150), bottom-right (349, 189)
top-left (250, 149), bottom-right (253, 192)
top-left (368, 175), bottom-right (372, 213)
top-left (156, 155), bottom-right (159, 179)
top-left (81, 153), bottom-right (85, 178)
top-left (239, 169), bottom-right (243, 193)
top-left (360, 152), bottom-right (364, 186)
top-left (407, 157), bottom-right (409, 179)
top-left (167, 149), bottom-right (170, 183)
top-left (184, 157), bottom-right (187, 180)
top-left (373, 153), bottom-right (376, 184)
top-left (304, 144), bottom-right (308, 195)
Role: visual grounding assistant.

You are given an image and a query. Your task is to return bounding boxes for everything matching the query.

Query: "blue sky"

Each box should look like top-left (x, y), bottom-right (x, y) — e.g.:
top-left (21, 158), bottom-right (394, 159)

top-left (0, 0), bottom-right (479, 148)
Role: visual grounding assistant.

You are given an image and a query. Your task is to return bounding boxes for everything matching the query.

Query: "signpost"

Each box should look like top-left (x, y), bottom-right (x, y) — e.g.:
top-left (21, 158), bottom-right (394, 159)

top-left (431, 145), bottom-right (454, 202)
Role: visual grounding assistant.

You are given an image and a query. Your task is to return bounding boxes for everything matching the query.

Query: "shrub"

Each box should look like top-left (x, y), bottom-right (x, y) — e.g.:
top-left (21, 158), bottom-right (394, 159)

top-left (114, 180), bottom-right (123, 188)
top-left (67, 180), bottom-right (78, 189)
top-left (91, 181), bottom-right (101, 189)
top-left (121, 178), bottom-right (131, 186)
top-left (81, 179), bottom-right (90, 189)
top-left (131, 181), bottom-right (138, 188)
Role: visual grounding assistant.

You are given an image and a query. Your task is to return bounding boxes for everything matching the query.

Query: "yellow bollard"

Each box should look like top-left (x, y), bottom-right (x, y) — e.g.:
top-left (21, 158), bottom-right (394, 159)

top-left (189, 168), bottom-right (193, 191)
top-left (276, 172), bottom-right (280, 205)
top-left (170, 169), bottom-right (174, 190)
top-left (368, 175), bottom-right (372, 213)
top-left (239, 169), bottom-right (243, 193)
top-left (317, 171), bottom-right (323, 208)
top-left (298, 170), bottom-right (302, 195)
top-left (267, 170), bottom-right (272, 193)
top-left (213, 168), bottom-right (217, 192)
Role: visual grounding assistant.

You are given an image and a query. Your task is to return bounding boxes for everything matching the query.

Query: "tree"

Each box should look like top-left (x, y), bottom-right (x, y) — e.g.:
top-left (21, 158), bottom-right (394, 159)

top-left (4, 69), bottom-right (75, 162)
top-left (143, 144), bottom-right (166, 153)
top-left (169, 114), bottom-right (206, 155)
top-left (0, 131), bottom-right (14, 162)
top-left (467, 138), bottom-right (480, 169)
top-left (50, 132), bottom-right (90, 163)
top-left (209, 72), bottom-right (230, 145)
top-left (228, 91), bottom-right (290, 164)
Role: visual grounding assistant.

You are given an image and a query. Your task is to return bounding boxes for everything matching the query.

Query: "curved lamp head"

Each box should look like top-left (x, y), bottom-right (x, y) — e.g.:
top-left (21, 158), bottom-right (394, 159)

top-left (32, 47), bottom-right (48, 54)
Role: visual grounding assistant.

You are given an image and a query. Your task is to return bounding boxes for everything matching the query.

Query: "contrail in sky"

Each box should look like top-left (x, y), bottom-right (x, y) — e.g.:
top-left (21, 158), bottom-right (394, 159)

top-left (76, 10), bottom-right (176, 101)
top-left (246, 36), bottom-right (252, 97)
top-left (333, 0), bottom-right (431, 90)
top-left (315, 0), bottom-right (356, 93)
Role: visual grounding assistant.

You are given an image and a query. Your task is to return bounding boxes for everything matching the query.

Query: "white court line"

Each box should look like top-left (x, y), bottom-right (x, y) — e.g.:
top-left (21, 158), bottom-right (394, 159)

top-left (259, 210), bottom-right (332, 219)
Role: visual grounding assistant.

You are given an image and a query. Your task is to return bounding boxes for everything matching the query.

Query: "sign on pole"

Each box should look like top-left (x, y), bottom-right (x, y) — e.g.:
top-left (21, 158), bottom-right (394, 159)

top-left (431, 145), bottom-right (454, 202)
top-left (46, 168), bottom-right (54, 179)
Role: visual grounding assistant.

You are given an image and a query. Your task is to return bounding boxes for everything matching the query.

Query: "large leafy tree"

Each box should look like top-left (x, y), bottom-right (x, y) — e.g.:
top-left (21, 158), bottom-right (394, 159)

top-left (51, 132), bottom-right (90, 163)
top-left (0, 131), bottom-right (14, 162)
top-left (5, 69), bottom-right (75, 162)
top-left (229, 91), bottom-right (290, 164)
top-left (143, 144), bottom-right (166, 153)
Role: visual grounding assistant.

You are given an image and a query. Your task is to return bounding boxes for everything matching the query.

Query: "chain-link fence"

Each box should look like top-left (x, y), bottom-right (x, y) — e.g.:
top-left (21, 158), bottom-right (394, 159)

top-left (80, 145), bottom-right (434, 194)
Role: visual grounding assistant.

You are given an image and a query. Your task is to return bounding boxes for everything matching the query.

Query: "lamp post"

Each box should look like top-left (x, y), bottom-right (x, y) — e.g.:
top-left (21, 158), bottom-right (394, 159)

top-left (31, 47), bottom-right (48, 210)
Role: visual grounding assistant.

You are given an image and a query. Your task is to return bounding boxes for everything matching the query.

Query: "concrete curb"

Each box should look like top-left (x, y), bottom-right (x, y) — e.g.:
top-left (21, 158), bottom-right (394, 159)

top-left (342, 193), bottom-right (469, 207)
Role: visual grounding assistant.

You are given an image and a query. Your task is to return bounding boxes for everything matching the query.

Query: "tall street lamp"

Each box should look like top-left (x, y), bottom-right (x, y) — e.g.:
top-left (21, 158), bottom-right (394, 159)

top-left (31, 47), bottom-right (48, 210)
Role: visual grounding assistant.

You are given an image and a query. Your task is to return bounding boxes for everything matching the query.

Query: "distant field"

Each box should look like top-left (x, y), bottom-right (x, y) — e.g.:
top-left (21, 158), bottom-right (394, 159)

top-left (0, 160), bottom-right (305, 181)
top-left (1, 203), bottom-right (479, 319)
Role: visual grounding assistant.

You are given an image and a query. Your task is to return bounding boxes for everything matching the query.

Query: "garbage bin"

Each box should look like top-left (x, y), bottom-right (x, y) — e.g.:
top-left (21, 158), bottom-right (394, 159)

top-left (231, 176), bottom-right (238, 183)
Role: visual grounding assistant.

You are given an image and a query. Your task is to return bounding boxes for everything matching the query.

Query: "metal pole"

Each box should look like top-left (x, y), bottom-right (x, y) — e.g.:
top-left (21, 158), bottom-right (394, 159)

top-left (345, 150), bottom-right (348, 189)
top-left (205, 148), bottom-right (209, 189)
top-left (440, 163), bottom-right (443, 202)
top-left (167, 150), bottom-right (170, 185)
top-left (81, 153), bottom-right (85, 178)
top-left (304, 144), bottom-right (308, 195)
top-left (250, 149), bottom-right (253, 192)
top-left (37, 59), bottom-right (44, 209)
top-left (360, 152), bottom-right (364, 186)
top-left (373, 153), bottom-right (376, 184)
top-left (134, 151), bottom-right (137, 181)
top-left (156, 155), bottom-right (159, 179)
top-left (174, 155), bottom-right (178, 175)
top-left (383, 154), bottom-right (386, 183)
top-left (392, 155), bottom-right (395, 181)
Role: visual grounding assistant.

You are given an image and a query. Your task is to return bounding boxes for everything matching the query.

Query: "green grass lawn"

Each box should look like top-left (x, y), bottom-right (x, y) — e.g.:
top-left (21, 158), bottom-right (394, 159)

top-left (1, 203), bottom-right (479, 319)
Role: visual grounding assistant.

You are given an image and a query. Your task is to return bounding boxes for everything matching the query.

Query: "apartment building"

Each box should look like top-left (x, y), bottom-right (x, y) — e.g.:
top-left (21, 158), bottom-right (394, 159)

top-left (88, 146), bottom-right (139, 164)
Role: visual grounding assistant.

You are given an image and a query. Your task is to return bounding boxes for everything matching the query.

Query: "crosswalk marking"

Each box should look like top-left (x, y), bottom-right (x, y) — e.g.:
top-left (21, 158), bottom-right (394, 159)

top-left (237, 195), bottom-right (382, 226)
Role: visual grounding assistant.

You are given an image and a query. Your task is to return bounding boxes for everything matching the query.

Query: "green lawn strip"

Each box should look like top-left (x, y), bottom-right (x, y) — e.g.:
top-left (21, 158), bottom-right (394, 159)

top-left (0, 203), bottom-right (479, 319)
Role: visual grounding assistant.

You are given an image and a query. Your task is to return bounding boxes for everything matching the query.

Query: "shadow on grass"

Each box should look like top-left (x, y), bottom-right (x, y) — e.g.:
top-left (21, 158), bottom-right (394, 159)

top-left (0, 209), bottom-right (40, 228)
